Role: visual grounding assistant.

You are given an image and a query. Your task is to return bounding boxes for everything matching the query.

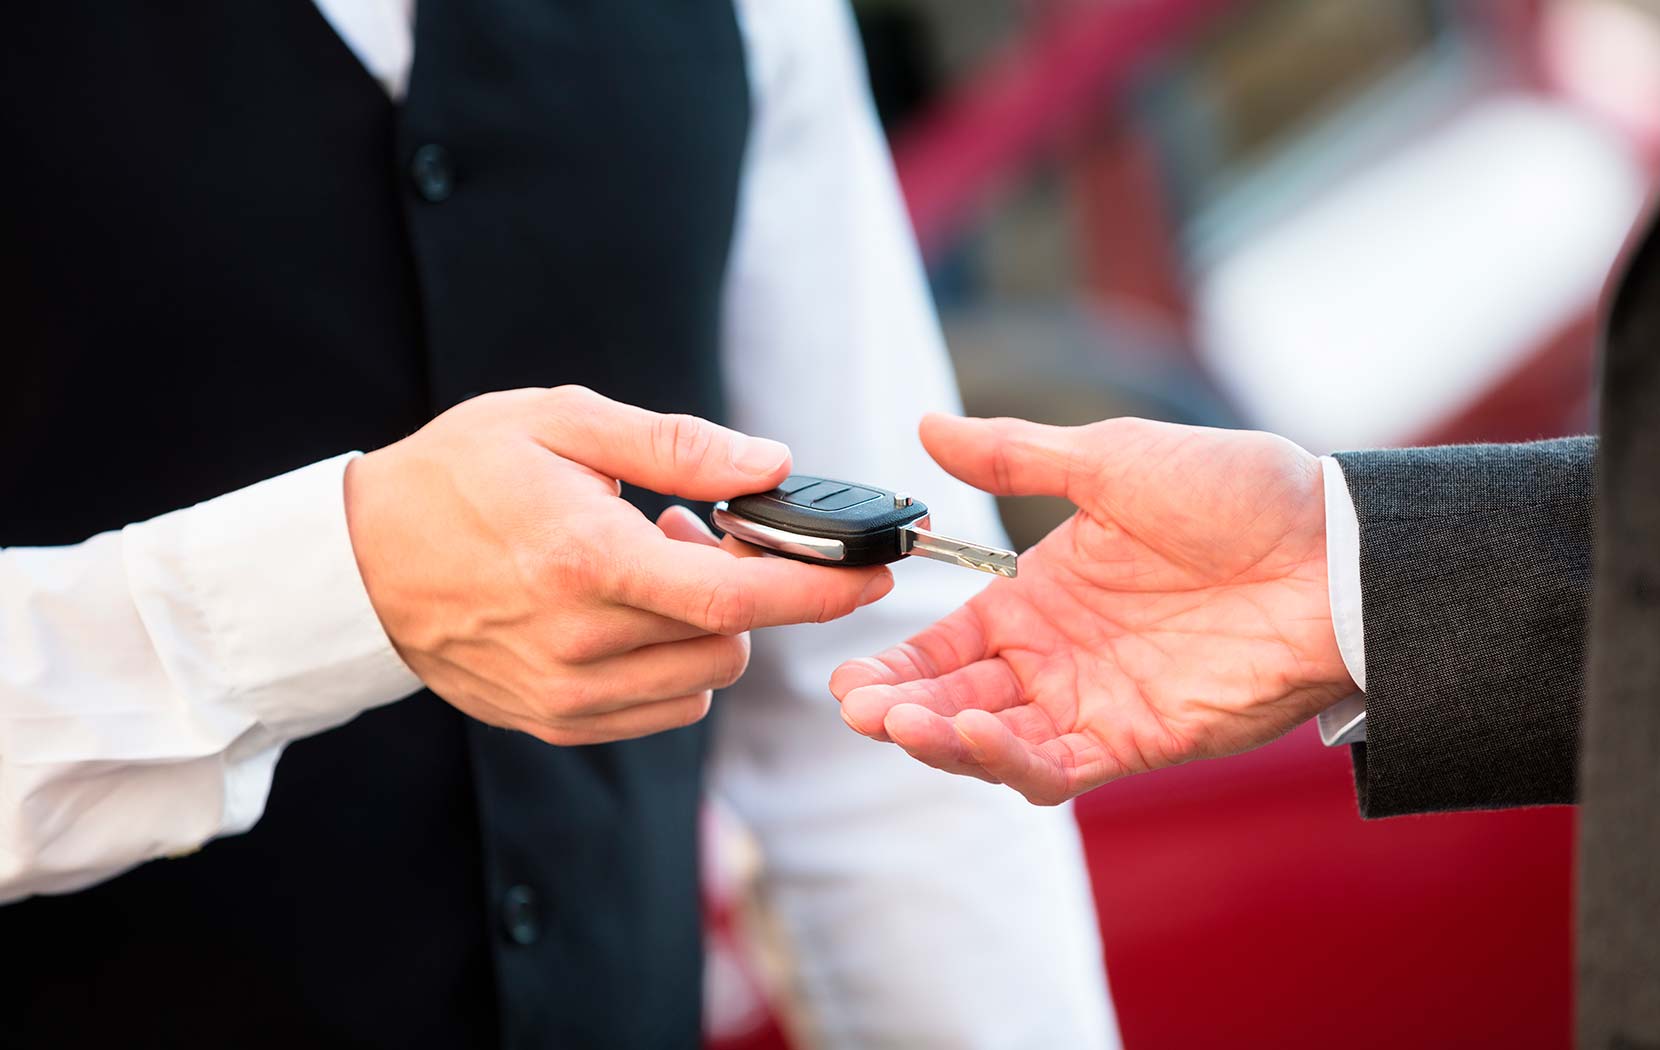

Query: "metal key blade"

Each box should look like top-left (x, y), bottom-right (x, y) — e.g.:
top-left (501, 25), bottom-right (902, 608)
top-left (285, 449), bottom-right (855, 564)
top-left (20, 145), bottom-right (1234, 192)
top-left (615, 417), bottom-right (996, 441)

top-left (901, 524), bottom-right (1018, 577)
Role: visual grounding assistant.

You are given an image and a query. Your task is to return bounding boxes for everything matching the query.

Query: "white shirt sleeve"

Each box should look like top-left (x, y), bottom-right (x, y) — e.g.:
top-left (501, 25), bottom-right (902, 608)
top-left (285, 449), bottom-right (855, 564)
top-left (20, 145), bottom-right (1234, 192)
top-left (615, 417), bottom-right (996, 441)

top-left (1316, 455), bottom-right (1368, 746)
top-left (0, 453), bottom-right (422, 903)
top-left (712, 2), bottom-right (1118, 1046)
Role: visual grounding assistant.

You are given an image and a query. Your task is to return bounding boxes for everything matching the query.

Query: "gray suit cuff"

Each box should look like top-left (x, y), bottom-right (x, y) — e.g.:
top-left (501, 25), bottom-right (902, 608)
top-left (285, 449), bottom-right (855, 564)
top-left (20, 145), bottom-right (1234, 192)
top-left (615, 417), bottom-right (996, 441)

top-left (1332, 439), bottom-right (1592, 818)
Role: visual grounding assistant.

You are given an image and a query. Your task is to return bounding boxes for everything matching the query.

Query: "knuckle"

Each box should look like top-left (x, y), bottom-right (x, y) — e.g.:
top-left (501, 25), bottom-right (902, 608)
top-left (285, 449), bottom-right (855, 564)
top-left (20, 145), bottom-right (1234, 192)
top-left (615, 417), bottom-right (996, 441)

top-left (547, 532), bottom-right (612, 596)
top-left (811, 586), bottom-right (848, 625)
top-left (529, 723), bottom-right (576, 747)
top-left (653, 413), bottom-right (715, 472)
top-left (541, 386), bottom-right (607, 436)
top-left (551, 622), bottom-right (611, 665)
top-left (547, 677), bottom-right (598, 717)
top-left (895, 642), bottom-right (940, 680)
top-left (815, 596), bottom-right (838, 624)
top-left (511, 519), bottom-right (567, 573)
top-left (700, 579), bottom-right (756, 635)
top-left (514, 546), bottom-right (563, 600)
top-left (991, 445), bottom-right (1017, 496)
top-left (546, 384), bottom-right (599, 410)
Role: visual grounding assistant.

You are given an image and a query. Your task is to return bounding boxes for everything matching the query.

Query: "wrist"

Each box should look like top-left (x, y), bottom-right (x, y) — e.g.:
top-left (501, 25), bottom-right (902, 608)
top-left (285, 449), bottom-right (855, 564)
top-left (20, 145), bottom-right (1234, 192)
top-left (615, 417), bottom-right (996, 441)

top-left (1309, 522), bottom-right (1355, 694)
top-left (1277, 453), bottom-right (1359, 709)
top-left (342, 447), bottom-right (416, 664)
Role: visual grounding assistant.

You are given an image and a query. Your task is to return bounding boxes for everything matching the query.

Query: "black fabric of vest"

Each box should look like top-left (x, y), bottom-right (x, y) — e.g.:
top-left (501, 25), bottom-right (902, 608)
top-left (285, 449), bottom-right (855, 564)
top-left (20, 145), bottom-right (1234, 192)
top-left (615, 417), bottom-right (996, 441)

top-left (0, 3), bottom-right (748, 1048)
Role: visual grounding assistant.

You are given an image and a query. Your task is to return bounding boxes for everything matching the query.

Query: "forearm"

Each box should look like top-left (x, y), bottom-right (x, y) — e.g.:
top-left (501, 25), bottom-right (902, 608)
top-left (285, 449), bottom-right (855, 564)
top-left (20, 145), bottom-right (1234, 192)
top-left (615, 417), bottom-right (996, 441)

top-left (0, 455), bottom-right (419, 901)
top-left (1333, 437), bottom-right (1595, 817)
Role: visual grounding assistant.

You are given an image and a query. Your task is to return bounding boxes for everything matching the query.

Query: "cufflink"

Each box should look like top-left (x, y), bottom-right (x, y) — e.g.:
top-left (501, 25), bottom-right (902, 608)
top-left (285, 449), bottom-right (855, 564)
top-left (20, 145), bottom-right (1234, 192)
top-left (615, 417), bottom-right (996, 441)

top-left (1317, 693), bottom-right (1368, 746)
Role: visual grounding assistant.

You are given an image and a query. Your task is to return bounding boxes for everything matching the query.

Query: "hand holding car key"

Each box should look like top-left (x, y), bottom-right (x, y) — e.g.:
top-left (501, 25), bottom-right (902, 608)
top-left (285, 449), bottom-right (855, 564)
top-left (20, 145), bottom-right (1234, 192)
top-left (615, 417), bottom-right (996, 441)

top-left (712, 475), bottom-right (1017, 577)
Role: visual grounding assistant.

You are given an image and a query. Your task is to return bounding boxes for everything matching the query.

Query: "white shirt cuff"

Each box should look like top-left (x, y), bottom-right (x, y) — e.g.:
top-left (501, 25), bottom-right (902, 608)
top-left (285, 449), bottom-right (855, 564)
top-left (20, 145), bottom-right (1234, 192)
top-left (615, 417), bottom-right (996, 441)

top-left (1317, 455), bottom-right (1367, 746)
top-left (124, 452), bottom-right (423, 745)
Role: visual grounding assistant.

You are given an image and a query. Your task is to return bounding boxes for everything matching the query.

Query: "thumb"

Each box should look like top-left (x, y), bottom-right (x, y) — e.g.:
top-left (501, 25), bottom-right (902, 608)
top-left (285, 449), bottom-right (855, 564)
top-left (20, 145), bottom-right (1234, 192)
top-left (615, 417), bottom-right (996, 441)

top-left (538, 386), bottom-right (792, 500)
top-left (919, 413), bottom-right (1104, 503)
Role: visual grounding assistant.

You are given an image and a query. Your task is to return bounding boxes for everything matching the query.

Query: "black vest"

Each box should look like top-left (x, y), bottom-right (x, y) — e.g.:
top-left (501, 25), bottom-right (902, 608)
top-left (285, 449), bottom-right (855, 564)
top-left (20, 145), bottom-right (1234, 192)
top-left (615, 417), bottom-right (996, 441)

top-left (0, 3), bottom-right (749, 1047)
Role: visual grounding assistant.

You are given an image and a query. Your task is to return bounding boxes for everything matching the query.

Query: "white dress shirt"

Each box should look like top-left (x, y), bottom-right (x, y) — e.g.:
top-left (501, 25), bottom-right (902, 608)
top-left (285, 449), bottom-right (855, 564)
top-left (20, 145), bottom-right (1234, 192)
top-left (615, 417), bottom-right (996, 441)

top-left (1317, 456), bottom-right (1369, 746)
top-left (0, 1), bottom-right (1118, 1047)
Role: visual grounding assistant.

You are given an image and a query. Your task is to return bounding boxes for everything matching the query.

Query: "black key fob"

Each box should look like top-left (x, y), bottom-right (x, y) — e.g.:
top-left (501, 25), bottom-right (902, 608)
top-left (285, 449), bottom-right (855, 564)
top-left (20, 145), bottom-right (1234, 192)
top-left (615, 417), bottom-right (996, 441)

top-left (712, 475), bottom-right (929, 567)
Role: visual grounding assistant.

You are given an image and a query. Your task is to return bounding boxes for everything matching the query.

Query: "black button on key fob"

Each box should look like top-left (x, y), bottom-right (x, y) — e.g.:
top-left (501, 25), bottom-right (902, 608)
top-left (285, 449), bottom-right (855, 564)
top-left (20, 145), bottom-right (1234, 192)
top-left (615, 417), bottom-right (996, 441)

top-left (711, 475), bottom-right (1018, 577)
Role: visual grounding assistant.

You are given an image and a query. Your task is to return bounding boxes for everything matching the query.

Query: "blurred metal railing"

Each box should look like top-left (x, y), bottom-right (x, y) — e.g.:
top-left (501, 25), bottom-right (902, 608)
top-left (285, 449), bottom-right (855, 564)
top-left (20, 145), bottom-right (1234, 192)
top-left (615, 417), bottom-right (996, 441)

top-left (890, 0), bottom-right (1238, 260)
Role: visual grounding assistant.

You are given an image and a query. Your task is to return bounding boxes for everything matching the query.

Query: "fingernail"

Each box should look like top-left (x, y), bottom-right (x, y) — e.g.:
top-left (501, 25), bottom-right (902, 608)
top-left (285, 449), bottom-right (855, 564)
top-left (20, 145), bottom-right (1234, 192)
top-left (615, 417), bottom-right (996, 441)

top-left (858, 573), bottom-right (895, 607)
top-left (732, 436), bottom-right (790, 476)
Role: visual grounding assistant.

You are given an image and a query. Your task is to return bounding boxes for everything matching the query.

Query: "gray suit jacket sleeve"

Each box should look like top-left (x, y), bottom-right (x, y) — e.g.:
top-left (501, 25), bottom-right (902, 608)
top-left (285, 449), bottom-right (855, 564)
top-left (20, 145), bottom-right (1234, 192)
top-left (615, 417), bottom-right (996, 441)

top-left (1331, 438), bottom-right (1596, 818)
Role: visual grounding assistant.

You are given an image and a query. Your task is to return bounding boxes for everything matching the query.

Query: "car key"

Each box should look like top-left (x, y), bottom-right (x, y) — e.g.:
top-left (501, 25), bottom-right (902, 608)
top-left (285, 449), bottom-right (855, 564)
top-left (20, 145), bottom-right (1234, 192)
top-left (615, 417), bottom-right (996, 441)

top-left (711, 474), bottom-right (1018, 577)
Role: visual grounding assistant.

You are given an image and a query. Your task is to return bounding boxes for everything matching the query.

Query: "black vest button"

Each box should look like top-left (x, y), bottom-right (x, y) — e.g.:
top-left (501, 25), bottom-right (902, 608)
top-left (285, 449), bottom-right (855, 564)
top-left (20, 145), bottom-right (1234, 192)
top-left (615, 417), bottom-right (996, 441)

top-left (409, 143), bottom-right (455, 202)
top-left (500, 884), bottom-right (540, 946)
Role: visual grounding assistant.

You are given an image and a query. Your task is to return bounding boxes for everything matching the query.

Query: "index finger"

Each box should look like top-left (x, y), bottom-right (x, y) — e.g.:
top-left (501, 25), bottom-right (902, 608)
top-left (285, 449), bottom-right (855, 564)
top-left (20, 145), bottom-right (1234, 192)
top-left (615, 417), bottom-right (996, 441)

top-left (610, 531), bottom-right (894, 634)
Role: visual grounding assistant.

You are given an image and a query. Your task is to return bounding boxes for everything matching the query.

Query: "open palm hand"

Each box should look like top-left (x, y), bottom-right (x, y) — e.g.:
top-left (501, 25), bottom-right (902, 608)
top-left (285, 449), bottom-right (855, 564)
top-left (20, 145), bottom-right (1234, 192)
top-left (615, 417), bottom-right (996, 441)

top-left (832, 414), bottom-right (1356, 805)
